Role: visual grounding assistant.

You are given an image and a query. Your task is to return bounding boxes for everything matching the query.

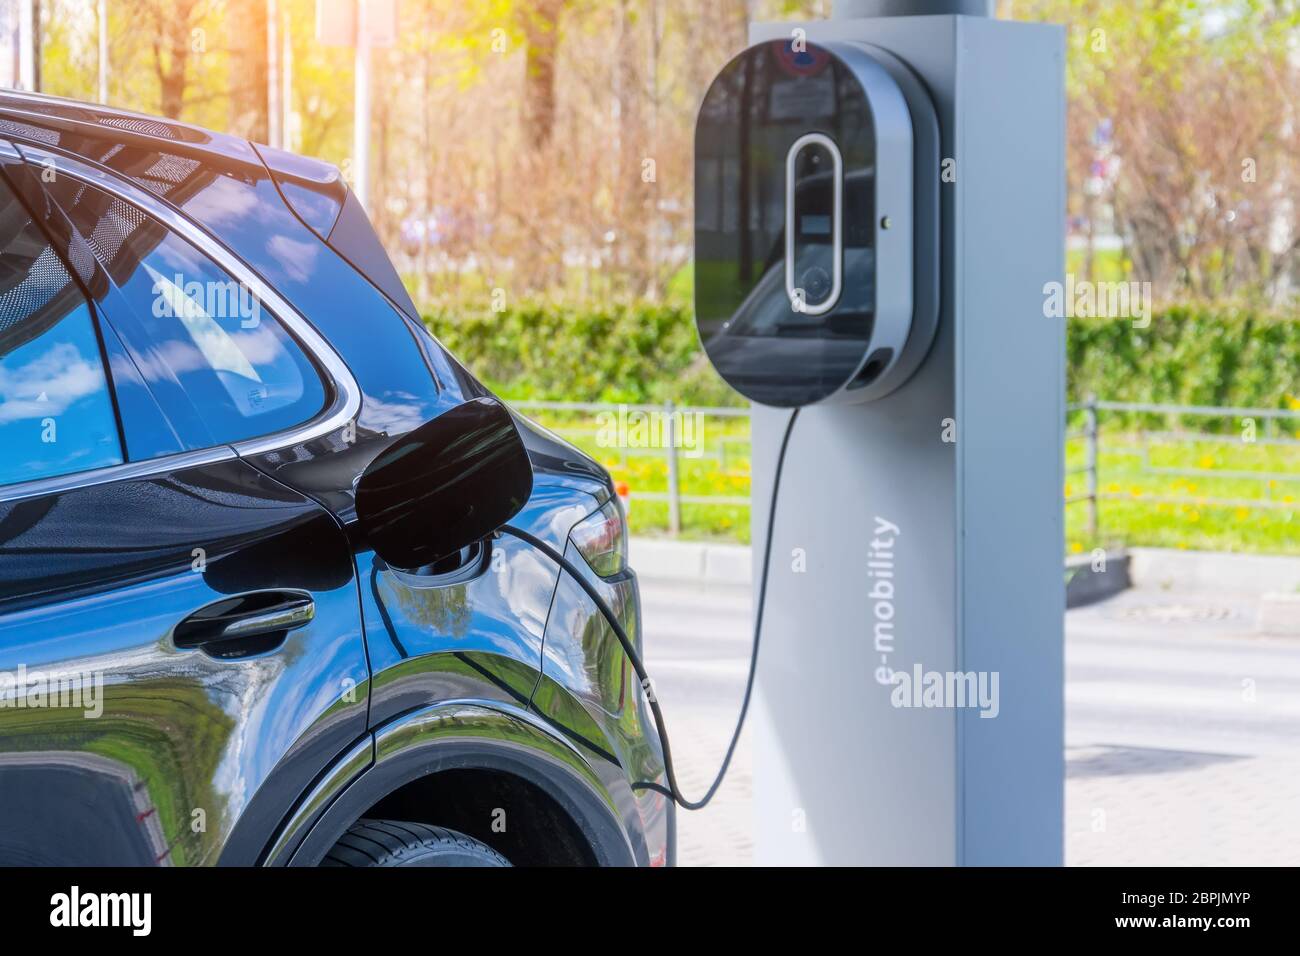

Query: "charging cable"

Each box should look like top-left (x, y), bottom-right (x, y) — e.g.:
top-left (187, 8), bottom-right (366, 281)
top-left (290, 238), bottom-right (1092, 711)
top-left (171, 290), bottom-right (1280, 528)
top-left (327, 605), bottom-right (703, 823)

top-left (499, 407), bottom-right (799, 811)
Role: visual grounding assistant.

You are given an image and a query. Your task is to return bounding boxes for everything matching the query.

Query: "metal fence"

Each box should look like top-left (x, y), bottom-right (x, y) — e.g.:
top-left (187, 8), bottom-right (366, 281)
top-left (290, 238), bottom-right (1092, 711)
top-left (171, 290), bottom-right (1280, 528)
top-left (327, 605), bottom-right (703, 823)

top-left (515, 398), bottom-right (1300, 540)
top-left (512, 400), bottom-right (750, 536)
top-left (1067, 397), bottom-right (1300, 540)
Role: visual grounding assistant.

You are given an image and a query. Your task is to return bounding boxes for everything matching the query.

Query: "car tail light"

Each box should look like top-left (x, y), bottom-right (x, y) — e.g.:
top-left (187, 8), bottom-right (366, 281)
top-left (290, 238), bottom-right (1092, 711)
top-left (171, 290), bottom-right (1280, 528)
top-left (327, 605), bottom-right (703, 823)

top-left (569, 498), bottom-right (628, 578)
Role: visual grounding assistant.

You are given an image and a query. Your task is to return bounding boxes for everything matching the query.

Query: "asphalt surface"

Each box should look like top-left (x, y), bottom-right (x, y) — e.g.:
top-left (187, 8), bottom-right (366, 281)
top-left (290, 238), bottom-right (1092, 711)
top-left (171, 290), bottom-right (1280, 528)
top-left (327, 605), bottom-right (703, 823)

top-left (640, 578), bottom-right (1300, 867)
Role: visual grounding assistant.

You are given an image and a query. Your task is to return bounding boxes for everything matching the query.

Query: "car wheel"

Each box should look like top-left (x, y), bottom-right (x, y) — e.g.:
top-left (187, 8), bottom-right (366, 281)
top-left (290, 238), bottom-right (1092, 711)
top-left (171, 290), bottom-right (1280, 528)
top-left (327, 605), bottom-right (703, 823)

top-left (321, 819), bottom-right (511, 867)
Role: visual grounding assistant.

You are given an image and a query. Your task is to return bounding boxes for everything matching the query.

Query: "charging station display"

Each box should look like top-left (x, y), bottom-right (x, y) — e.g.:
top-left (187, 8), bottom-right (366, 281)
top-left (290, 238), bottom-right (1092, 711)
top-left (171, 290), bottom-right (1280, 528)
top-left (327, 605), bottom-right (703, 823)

top-left (695, 39), bottom-right (926, 409)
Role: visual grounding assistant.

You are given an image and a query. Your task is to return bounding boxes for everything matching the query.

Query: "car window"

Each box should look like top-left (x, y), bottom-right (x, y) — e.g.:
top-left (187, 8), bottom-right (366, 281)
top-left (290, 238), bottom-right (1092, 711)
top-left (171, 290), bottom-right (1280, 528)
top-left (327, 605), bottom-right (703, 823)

top-left (0, 179), bottom-right (123, 487)
top-left (44, 176), bottom-right (326, 449)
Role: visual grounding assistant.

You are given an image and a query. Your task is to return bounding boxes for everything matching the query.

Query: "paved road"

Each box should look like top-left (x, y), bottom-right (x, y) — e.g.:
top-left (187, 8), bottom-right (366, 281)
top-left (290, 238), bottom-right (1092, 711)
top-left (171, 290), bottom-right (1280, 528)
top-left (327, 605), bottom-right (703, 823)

top-left (640, 578), bottom-right (1300, 867)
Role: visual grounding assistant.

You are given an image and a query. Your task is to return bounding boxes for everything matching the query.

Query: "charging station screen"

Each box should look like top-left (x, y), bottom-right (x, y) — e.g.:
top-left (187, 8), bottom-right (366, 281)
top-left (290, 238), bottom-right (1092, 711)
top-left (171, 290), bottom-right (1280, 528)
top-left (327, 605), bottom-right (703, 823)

top-left (790, 140), bottom-right (837, 308)
top-left (801, 215), bottom-right (831, 235)
top-left (695, 40), bottom-right (876, 408)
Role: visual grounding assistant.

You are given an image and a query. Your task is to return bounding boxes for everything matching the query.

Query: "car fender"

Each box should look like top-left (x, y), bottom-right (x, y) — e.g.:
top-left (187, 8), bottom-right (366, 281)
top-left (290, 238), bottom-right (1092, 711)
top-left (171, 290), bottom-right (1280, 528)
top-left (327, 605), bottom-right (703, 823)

top-left (266, 699), bottom-right (639, 867)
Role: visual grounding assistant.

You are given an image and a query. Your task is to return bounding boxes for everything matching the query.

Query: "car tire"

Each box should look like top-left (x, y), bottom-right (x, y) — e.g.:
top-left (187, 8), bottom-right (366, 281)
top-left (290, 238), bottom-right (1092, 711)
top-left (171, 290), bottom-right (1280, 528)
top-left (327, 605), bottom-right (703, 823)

top-left (321, 819), bottom-right (511, 867)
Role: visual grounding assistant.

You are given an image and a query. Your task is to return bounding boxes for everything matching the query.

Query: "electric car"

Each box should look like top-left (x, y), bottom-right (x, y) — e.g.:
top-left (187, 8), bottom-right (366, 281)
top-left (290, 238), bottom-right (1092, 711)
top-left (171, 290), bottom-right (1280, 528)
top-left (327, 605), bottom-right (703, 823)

top-left (0, 91), bottom-right (670, 867)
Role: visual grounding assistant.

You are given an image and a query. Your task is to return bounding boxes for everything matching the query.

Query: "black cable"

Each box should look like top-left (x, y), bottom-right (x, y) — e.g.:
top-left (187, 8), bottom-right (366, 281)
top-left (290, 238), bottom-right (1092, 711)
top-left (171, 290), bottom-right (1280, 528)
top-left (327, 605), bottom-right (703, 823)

top-left (499, 406), bottom-right (799, 811)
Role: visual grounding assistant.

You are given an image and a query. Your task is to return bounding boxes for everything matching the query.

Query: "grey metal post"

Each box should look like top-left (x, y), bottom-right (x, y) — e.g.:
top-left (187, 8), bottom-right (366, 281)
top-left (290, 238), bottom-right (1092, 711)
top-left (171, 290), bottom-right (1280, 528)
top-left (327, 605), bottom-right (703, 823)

top-left (748, 12), bottom-right (1065, 866)
top-left (664, 401), bottom-right (681, 537)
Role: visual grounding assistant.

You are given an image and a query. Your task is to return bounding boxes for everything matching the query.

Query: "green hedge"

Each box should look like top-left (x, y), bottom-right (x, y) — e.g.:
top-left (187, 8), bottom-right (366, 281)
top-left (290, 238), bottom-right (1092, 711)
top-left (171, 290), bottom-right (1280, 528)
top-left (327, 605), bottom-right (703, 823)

top-left (425, 301), bottom-right (742, 406)
top-left (1068, 306), bottom-right (1299, 410)
top-left (426, 302), bottom-right (1299, 411)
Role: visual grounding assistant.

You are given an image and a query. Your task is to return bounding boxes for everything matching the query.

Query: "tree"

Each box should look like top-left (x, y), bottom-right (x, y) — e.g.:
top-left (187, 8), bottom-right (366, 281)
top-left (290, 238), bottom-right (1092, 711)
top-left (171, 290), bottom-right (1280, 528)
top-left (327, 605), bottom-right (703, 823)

top-left (1007, 0), bottom-right (1300, 305)
top-left (125, 0), bottom-right (208, 119)
top-left (519, 0), bottom-right (569, 149)
top-left (226, 0), bottom-right (269, 140)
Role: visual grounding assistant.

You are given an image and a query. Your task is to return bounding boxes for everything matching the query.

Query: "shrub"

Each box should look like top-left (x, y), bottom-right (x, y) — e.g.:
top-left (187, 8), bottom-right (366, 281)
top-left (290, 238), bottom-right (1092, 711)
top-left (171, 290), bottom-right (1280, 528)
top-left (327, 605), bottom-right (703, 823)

top-left (425, 300), bottom-right (741, 406)
top-left (1068, 307), bottom-right (1300, 428)
top-left (427, 301), bottom-right (1299, 413)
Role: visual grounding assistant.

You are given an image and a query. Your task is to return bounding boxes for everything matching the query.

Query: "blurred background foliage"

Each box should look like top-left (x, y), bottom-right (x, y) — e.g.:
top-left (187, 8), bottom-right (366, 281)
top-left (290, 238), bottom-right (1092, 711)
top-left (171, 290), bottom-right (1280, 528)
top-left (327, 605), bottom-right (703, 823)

top-left (1009, 0), bottom-right (1300, 308)
top-left (428, 300), bottom-right (741, 405)
top-left (1069, 307), bottom-right (1300, 416)
top-left (28, 0), bottom-right (1300, 551)
top-left (432, 301), bottom-right (1300, 410)
top-left (30, 0), bottom-right (1300, 409)
top-left (35, 0), bottom-right (1300, 315)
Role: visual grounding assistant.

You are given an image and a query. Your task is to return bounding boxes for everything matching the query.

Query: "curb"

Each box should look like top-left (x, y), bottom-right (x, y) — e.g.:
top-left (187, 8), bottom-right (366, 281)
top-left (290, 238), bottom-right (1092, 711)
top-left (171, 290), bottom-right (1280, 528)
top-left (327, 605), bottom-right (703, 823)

top-left (629, 537), bottom-right (751, 587)
top-left (1127, 547), bottom-right (1300, 594)
top-left (1065, 551), bottom-right (1131, 608)
top-left (631, 538), bottom-right (1300, 599)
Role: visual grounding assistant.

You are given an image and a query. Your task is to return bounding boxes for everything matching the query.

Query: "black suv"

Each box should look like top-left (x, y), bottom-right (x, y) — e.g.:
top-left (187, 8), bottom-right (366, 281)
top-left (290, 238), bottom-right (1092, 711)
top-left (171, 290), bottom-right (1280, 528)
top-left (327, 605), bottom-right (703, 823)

top-left (0, 91), bottom-right (670, 867)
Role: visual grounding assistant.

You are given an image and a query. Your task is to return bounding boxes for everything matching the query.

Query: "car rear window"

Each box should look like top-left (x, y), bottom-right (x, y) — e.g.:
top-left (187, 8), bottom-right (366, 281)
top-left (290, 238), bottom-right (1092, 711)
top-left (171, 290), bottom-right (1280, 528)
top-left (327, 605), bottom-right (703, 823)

top-left (0, 178), bottom-right (123, 485)
top-left (45, 176), bottom-right (327, 449)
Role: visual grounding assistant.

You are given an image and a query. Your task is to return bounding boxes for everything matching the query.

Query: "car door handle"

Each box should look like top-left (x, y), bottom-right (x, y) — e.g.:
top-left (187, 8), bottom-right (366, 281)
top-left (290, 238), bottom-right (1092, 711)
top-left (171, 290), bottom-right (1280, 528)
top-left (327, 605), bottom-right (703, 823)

top-left (174, 590), bottom-right (315, 658)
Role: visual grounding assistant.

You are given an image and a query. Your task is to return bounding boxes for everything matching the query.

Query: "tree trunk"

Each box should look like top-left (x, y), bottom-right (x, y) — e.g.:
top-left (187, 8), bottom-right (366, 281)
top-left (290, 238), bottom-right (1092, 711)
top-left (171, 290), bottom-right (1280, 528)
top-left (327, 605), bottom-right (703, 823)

top-left (521, 0), bottom-right (565, 150)
top-left (227, 0), bottom-right (269, 141)
top-left (146, 0), bottom-right (198, 120)
top-left (616, 0), bottom-right (648, 294)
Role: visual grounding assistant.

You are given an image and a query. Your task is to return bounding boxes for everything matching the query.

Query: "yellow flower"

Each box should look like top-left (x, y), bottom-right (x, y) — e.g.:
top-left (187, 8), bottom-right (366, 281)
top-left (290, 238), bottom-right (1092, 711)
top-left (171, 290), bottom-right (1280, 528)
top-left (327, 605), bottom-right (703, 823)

top-left (1188, 511), bottom-right (1201, 522)
top-left (1199, 455), bottom-right (1215, 469)
top-left (1070, 542), bottom-right (1084, 553)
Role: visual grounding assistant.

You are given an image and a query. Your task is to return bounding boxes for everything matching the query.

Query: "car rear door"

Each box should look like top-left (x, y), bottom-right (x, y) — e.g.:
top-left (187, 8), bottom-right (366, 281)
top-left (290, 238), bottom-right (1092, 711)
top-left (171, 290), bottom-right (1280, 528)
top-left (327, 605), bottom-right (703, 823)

top-left (0, 141), bottom-right (370, 865)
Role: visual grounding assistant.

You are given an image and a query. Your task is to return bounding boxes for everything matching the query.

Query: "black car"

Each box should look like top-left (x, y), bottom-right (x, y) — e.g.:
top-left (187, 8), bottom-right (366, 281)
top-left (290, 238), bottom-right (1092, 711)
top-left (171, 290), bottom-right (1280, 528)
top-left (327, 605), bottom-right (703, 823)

top-left (0, 91), bottom-right (670, 867)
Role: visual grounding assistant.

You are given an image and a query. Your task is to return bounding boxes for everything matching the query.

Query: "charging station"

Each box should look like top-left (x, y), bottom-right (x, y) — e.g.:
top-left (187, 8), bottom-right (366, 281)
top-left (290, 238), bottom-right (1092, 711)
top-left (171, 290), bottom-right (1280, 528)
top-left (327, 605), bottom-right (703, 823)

top-left (695, 0), bottom-right (1065, 864)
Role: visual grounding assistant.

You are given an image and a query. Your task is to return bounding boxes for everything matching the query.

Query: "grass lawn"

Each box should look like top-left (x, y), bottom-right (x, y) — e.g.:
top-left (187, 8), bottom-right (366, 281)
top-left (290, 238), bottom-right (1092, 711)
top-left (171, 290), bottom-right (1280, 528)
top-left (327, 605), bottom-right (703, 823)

top-left (522, 407), bottom-right (1300, 556)
top-left (1066, 431), bottom-right (1300, 556)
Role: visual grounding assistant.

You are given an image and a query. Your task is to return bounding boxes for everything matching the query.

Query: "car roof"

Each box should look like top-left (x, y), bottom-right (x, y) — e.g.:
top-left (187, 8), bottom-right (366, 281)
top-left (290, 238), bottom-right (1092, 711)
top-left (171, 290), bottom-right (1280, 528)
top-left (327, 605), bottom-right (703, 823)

top-left (0, 89), bottom-right (418, 323)
top-left (0, 89), bottom-right (264, 167)
top-left (0, 90), bottom-right (343, 197)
